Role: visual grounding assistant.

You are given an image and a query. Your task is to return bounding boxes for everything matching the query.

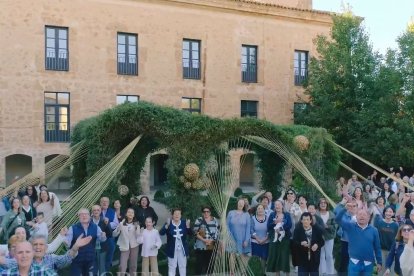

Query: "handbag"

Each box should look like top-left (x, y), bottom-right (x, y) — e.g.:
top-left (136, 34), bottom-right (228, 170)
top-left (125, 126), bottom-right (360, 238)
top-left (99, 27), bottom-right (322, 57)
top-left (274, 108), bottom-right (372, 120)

top-left (199, 218), bottom-right (216, 250)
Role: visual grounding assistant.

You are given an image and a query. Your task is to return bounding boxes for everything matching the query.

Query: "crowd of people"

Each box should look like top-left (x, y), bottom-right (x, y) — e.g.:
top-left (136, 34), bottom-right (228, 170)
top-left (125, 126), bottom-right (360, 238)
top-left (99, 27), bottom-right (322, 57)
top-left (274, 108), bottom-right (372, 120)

top-left (223, 169), bottom-right (414, 276)
top-left (0, 169), bottom-right (413, 275)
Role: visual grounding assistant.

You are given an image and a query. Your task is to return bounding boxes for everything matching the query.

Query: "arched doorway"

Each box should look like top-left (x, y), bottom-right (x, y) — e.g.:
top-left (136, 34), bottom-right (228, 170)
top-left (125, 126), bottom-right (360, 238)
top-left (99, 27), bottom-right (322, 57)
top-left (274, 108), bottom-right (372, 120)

top-left (240, 153), bottom-right (255, 187)
top-left (45, 154), bottom-right (72, 191)
top-left (5, 154), bottom-right (32, 186)
top-left (150, 154), bottom-right (169, 189)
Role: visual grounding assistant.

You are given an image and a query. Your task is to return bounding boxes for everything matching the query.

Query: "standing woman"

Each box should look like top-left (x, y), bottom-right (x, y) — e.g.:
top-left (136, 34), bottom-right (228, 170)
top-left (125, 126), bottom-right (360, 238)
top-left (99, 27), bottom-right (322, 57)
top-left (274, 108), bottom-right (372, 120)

top-left (381, 183), bottom-right (394, 204)
top-left (293, 212), bottom-right (325, 276)
top-left (21, 195), bottom-right (37, 236)
top-left (227, 198), bottom-right (251, 256)
top-left (193, 206), bottom-right (219, 275)
top-left (113, 208), bottom-right (141, 274)
top-left (35, 190), bottom-right (55, 227)
top-left (135, 196), bottom-right (158, 228)
top-left (114, 199), bottom-right (124, 222)
top-left (0, 198), bottom-right (26, 242)
top-left (353, 187), bottom-right (367, 210)
top-left (384, 224), bottom-right (413, 275)
top-left (159, 208), bottom-right (192, 276)
top-left (251, 204), bottom-right (269, 273)
top-left (373, 206), bottom-right (399, 271)
top-left (24, 185), bottom-right (38, 205)
top-left (267, 199), bottom-right (292, 275)
top-left (317, 198), bottom-right (336, 276)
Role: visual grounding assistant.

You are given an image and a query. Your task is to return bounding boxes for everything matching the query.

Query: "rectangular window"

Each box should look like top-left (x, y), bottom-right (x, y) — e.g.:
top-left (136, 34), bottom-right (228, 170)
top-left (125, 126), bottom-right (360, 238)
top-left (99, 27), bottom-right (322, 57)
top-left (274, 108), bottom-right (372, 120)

top-left (294, 50), bottom-right (308, 85)
top-left (44, 92), bottom-right (70, 142)
top-left (116, 95), bottom-right (139, 105)
top-left (241, 45), bottom-right (257, 83)
top-left (182, 39), bottom-right (201, 79)
top-left (181, 97), bottom-right (201, 114)
top-left (117, 33), bottom-right (138, 75)
top-left (293, 102), bottom-right (309, 124)
top-left (241, 100), bottom-right (258, 118)
top-left (45, 26), bottom-right (69, 71)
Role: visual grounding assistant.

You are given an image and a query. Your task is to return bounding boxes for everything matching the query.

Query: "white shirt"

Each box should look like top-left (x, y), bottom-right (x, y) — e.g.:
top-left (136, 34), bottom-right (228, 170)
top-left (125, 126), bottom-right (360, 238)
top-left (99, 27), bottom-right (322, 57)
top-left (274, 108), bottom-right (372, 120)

top-left (138, 228), bottom-right (162, 257)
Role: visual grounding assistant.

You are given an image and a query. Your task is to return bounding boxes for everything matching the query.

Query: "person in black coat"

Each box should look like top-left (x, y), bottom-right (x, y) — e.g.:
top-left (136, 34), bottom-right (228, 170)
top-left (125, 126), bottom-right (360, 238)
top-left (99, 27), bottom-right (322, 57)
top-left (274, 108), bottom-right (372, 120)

top-left (134, 196), bottom-right (158, 227)
top-left (293, 212), bottom-right (325, 276)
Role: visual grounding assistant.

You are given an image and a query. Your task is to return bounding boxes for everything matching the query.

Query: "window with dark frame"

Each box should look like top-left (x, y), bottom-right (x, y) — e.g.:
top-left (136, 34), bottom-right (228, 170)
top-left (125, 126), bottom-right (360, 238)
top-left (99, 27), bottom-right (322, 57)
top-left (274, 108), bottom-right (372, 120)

top-left (241, 45), bottom-right (257, 83)
top-left (44, 92), bottom-right (70, 143)
top-left (241, 100), bottom-right (258, 118)
top-left (116, 95), bottom-right (139, 105)
top-left (181, 97), bottom-right (201, 114)
top-left (117, 33), bottom-right (138, 75)
top-left (293, 102), bottom-right (309, 124)
top-left (45, 26), bottom-right (69, 71)
top-left (182, 39), bottom-right (201, 79)
top-left (294, 50), bottom-right (308, 85)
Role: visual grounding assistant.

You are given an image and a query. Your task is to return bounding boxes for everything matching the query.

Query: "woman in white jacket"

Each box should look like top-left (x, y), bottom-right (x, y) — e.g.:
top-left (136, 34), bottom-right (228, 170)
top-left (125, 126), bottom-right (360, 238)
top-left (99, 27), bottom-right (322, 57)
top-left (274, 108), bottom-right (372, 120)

top-left (113, 208), bottom-right (141, 273)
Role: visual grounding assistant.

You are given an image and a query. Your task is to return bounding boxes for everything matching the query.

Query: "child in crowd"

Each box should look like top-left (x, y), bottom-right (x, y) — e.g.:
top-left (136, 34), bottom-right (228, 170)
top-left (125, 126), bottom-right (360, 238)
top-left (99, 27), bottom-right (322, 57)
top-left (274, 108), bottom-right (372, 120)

top-left (138, 216), bottom-right (162, 276)
top-left (30, 212), bottom-right (48, 240)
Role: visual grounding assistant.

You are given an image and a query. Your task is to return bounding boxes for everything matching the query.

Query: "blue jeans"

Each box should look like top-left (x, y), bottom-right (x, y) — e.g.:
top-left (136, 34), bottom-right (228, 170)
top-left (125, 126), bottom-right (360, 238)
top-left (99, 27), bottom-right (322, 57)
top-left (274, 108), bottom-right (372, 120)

top-left (348, 260), bottom-right (374, 276)
top-left (94, 250), bottom-right (106, 275)
top-left (105, 237), bottom-right (115, 271)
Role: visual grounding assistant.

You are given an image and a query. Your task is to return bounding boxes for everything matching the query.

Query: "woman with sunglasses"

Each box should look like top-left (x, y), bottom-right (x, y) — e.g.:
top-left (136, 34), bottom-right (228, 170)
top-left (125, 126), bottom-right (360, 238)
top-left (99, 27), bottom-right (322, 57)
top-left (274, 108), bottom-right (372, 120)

top-left (384, 224), bottom-right (413, 275)
top-left (193, 206), bottom-right (219, 275)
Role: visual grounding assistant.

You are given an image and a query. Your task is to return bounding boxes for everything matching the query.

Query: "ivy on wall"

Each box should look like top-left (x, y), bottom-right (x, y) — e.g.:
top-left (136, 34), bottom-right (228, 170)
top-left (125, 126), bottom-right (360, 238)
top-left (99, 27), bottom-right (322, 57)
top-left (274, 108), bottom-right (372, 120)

top-left (71, 102), bottom-right (340, 218)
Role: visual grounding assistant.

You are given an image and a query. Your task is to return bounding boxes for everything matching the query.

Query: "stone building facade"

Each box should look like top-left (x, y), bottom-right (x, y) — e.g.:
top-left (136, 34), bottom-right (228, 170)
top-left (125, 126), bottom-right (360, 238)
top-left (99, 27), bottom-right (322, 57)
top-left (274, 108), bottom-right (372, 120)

top-left (0, 0), bottom-right (332, 192)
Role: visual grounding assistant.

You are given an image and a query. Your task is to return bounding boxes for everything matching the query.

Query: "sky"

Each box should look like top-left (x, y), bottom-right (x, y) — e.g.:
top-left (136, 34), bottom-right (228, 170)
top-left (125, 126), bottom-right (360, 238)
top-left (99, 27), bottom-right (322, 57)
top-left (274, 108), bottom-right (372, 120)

top-left (313, 0), bottom-right (414, 55)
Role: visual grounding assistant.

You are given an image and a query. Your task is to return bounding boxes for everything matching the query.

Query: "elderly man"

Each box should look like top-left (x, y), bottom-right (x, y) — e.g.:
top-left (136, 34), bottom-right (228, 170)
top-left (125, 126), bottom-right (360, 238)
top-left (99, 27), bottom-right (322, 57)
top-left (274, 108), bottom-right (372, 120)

top-left (336, 198), bottom-right (382, 275)
top-left (0, 226), bottom-right (66, 256)
top-left (91, 205), bottom-right (112, 275)
top-left (0, 241), bottom-right (56, 276)
top-left (99, 197), bottom-right (118, 270)
top-left (65, 208), bottom-right (106, 276)
top-left (3, 234), bottom-right (91, 272)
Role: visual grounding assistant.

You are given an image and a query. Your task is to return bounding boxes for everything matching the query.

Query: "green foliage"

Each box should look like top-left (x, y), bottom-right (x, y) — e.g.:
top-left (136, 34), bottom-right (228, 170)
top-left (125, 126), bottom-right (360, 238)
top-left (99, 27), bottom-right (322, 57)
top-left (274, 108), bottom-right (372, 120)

top-left (153, 190), bottom-right (165, 201)
top-left (71, 101), bottom-right (340, 219)
top-left (233, 187), bottom-right (243, 197)
top-left (297, 13), bottom-right (414, 168)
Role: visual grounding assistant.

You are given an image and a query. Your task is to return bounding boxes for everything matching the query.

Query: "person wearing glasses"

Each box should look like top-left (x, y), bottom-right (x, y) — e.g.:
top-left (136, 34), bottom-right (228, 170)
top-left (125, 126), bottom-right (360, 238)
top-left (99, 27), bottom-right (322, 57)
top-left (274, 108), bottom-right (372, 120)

top-left (334, 195), bottom-right (358, 276)
top-left (384, 224), bottom-right (413, 275)
top-left (336, 197), bottom-right (382, 275)
top-left (193, 206), bottom-right (219, 275)
top-left (400, 227), bottom-right (414, 276)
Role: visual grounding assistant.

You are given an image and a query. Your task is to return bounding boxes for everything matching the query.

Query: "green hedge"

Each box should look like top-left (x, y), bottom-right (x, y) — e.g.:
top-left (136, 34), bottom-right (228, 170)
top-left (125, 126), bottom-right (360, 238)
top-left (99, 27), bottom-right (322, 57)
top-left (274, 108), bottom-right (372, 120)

top-left (71, 101), bottom-right (340, 219)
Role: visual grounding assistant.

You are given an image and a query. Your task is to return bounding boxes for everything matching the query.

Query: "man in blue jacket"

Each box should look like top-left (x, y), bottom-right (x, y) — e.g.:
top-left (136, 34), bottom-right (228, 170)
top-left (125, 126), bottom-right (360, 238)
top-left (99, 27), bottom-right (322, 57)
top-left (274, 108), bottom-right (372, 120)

top-left (336, 198), bottom-right (382, 275)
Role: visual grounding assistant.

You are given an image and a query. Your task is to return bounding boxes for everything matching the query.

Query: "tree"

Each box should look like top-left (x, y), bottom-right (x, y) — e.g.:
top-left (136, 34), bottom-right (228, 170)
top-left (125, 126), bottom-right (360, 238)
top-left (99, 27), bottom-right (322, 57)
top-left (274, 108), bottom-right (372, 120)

top-left (297, 13), bottom-right (414, 168)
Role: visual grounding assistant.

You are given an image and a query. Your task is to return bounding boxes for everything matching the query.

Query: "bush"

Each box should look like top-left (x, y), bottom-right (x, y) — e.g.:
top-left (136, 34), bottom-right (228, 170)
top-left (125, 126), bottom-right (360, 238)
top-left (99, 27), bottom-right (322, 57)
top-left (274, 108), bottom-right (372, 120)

top-left (234, 187), bottom-right (243, 197)
top-left (154, 190), bottom-right (165, 202)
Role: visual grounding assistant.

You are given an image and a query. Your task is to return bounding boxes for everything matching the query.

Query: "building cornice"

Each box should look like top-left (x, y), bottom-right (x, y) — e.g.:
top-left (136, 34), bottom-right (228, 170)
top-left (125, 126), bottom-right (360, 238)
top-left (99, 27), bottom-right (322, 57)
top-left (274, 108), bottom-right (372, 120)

top-left (112, 0), bottom-right (334, 25)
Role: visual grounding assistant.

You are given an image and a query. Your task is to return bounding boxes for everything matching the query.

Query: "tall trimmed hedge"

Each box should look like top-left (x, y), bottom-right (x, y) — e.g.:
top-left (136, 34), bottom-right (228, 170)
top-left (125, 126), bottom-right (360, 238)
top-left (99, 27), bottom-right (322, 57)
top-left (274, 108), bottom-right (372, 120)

top-left (71, 102), bottom-right (340, 218)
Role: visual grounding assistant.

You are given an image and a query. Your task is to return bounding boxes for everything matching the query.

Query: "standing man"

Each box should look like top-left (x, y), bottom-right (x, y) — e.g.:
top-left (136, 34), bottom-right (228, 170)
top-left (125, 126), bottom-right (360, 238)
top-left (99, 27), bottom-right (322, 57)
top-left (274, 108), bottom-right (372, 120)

top-left (336, 198), bottom-right (382, 275)
top-left (65, 208), bottom-right (106, 276)
top-left (99, 197), bottom-right (118, 271)
top-left (0, 241), bottom-right (56, 275)
top-left (91, 205), bottom-right (112, 275)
